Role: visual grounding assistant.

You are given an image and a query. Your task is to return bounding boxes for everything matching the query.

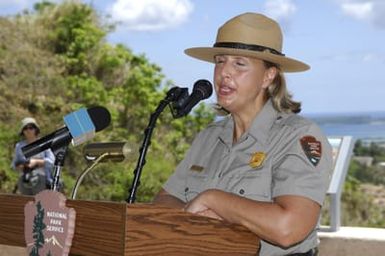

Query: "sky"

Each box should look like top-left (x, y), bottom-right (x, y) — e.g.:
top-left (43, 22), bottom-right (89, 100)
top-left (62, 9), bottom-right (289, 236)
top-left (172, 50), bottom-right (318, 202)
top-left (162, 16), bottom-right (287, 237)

top-left (0, 0), bottom-right (384, 114)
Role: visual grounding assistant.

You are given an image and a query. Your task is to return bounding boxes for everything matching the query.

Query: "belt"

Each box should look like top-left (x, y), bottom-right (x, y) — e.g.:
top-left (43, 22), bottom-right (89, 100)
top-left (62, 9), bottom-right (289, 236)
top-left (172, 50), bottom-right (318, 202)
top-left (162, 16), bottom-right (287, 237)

top-left (286, 247), bottom-right (318, 256)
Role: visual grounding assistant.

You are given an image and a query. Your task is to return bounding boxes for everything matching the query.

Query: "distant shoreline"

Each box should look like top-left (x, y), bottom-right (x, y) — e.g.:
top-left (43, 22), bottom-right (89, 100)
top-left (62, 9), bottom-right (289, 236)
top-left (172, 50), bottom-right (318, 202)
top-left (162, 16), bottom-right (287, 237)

top-left (304, 111), bottom-right (385, 125)
top-left (303, 111), bottom-right (385, 117)
top-left (304, 112), bottom-right (385, 143)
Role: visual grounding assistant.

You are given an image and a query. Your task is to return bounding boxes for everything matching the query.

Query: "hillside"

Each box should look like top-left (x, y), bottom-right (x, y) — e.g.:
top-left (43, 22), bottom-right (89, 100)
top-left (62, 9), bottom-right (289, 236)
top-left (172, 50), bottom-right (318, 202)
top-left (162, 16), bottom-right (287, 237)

top-left (362, 183), bottom-right (385, 209)
top-left (0, 1), bottom-right (214, 202)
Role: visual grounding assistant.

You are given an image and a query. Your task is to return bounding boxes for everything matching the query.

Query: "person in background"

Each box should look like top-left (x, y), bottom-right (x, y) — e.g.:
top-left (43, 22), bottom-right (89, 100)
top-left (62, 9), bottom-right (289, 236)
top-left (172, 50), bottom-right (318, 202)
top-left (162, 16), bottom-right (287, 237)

top-left (12, 117), bottom-right (55, 195)
top-left (154, 13), bottom-right (332, 256)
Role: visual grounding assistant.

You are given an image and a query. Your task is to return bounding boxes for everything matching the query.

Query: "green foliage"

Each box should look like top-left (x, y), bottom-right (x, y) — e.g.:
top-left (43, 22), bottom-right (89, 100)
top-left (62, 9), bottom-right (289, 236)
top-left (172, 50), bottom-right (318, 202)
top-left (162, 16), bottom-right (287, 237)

top-left (344, 141), bottom-right (385, 227)
top-left (349, 160), bottom-right (385, 185)
top-left (341, 175), bottom-right (385, 227)
top-left (64, 75), bottom-right (108, 105)
top-left (0, 1), bottom-right (214, 204)
top-left (37, 1), bottom-right (106, 75)
top-left (73, 153), bottom-right (176, 203)
top-left (354, 139), bottom-right (385, 162)
top-left (0, 123), bottom-right (19, 192)
top-left (322, 141), bottom-right (385, 228)
top-left (321, 170), bottom-right (385, 228)
top-left (351, 140), bottom-right (385, 185)
top-left (34, 1), bottom-right (55, 13)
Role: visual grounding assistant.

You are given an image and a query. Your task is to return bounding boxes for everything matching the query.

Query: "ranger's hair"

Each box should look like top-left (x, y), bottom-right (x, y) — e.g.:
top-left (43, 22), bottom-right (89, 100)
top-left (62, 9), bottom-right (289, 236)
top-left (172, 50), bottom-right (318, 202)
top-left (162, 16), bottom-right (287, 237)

top-left (264, 61), bottom-right (301, 114)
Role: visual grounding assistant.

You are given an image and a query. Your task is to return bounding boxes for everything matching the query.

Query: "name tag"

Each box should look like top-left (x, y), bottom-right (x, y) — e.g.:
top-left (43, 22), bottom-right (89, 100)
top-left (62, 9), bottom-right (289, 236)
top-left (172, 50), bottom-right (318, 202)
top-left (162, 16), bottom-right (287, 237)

top-left (190, 165), bottom-right (204, 173)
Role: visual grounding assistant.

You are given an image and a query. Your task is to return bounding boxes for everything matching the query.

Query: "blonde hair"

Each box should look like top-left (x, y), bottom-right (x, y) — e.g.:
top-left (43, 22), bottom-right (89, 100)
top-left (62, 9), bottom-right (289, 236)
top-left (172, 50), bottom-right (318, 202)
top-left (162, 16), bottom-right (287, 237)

top-left (264, 61), bottom-right (301, 114)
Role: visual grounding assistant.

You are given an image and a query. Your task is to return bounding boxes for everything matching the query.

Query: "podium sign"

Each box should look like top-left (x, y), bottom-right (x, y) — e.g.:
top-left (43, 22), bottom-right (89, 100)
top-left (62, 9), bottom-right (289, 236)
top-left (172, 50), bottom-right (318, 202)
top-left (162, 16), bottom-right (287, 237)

top-left (24, 190), bottom-right (76, 256)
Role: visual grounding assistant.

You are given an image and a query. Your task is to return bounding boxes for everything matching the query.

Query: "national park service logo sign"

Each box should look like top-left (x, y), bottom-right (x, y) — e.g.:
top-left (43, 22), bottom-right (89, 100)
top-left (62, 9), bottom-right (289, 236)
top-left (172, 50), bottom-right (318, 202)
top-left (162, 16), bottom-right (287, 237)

top-left (24, 190), bottom-right (76, 256)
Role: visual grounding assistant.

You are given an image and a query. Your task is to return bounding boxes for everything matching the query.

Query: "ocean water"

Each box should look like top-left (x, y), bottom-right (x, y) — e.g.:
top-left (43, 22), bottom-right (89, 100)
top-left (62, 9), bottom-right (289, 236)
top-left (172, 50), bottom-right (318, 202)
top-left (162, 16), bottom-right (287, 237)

top-left (317, 122), bottom-right (385, 140)
top-left (305, 111), bottom-right (385, 142)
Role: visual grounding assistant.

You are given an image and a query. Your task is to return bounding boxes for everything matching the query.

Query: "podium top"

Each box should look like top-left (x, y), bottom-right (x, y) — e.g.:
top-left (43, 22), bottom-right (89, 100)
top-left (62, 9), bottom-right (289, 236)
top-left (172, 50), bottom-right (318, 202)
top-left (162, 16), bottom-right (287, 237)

top-left (0, 193), bottom-right (260, 255)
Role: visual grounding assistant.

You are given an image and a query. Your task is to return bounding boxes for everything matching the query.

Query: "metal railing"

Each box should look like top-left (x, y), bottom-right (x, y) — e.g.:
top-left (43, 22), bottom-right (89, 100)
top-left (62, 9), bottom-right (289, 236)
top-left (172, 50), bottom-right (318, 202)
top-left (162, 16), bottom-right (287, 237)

top-left (321, 136), bottom-right (355, 232)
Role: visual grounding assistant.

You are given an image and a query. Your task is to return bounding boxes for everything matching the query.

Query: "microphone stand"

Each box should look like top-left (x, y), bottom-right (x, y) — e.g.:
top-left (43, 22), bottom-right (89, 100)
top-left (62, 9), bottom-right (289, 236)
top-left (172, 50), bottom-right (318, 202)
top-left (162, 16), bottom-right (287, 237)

top-left (126, 88), bottom-right (185, 203)
top-left (51, 143), bottom-right (69, 192)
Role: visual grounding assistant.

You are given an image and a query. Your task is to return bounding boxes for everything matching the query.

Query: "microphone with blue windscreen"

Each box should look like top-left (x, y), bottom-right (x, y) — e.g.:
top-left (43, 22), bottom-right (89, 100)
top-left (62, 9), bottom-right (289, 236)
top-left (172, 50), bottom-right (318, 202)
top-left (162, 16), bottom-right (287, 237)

top-left (22, 106), bottom-right (111, 158)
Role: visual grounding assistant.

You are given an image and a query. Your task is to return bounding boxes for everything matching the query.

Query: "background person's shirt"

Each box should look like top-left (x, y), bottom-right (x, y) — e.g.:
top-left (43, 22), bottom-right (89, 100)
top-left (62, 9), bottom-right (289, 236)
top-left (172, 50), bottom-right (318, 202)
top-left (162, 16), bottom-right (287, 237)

top-left (12, 140), bottom-right (55, 184)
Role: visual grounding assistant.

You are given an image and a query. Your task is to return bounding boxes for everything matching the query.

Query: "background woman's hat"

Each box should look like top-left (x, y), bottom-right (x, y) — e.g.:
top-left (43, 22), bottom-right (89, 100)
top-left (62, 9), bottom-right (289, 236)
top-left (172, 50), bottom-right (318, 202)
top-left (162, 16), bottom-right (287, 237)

top-left (185, 12), bottom-right (310, 72)
top-left (19, 117), bottom-right (40, 135)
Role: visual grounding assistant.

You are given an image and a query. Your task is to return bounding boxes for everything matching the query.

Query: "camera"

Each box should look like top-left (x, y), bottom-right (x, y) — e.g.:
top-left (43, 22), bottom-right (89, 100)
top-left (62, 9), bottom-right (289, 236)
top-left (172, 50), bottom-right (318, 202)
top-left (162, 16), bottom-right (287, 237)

top-left (15, 159), bottom-right (33, 183)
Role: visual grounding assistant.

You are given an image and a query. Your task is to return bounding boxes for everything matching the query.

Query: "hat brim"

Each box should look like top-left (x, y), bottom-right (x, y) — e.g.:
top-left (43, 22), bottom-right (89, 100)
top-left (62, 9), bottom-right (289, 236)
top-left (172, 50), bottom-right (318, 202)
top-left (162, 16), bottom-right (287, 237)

top-left (185, 47), bottom-right (310, 72)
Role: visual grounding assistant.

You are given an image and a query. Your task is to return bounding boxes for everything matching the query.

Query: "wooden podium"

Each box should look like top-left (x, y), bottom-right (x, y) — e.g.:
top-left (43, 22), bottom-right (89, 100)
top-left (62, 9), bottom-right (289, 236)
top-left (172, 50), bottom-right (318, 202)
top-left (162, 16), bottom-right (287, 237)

top-left (0, 193), bottom-right (260, 255)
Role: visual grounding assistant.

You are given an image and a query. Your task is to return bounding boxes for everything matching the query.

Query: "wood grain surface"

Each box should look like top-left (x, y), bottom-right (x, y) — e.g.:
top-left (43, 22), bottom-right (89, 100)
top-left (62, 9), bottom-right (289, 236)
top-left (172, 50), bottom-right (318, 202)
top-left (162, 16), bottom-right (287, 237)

top-left (0, 193), bottom-right (259, 255)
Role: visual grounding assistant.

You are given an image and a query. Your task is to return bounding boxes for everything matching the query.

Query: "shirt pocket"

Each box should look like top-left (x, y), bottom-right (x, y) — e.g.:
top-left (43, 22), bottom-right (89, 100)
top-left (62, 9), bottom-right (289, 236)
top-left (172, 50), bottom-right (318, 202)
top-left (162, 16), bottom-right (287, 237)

top-left (227, 170), bottom-right (272, 202)
top-left (184, 172), bottom-right (208, 202)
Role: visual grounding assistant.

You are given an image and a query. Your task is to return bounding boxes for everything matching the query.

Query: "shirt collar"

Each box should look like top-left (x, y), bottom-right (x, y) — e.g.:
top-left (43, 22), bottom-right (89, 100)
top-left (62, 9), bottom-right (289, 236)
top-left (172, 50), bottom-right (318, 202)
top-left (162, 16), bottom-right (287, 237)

top-left (218, 116), bottom-right (234, 146)
top-left (218, 99), bottom-right (280, 146)
top-left (248, 99), bottom-right (279, 144)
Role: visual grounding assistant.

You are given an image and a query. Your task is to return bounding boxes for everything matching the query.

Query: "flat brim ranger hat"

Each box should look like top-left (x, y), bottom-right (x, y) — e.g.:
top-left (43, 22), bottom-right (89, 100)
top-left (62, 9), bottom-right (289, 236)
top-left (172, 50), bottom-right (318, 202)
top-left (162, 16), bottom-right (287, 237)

top-left (185, 12), bottom-right (310, 72)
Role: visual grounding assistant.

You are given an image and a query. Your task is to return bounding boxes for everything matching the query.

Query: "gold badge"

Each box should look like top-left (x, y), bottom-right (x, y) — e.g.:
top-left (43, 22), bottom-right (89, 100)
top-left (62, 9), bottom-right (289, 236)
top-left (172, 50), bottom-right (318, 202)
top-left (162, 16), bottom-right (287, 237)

top-left (190, 165), bottom-right (204, 172)
top-left (249, 152), bottom-right (266, 168)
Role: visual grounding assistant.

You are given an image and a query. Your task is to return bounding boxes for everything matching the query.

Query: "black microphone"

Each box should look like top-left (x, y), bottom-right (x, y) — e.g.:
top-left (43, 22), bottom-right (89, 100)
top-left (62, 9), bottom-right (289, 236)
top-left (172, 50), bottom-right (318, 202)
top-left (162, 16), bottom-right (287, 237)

top-left (175, 79), bottom-right (213, 118)
top-left (165, 86), bottom-right (189, 103)
top-left (22, 106), bottom-right (111, 158)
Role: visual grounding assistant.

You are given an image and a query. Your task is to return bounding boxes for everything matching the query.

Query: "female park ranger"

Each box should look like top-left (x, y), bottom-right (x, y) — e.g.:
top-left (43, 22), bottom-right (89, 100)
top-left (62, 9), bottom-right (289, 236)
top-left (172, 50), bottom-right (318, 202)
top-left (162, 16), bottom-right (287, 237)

top-left (154, 12), bottom-right (332, 256)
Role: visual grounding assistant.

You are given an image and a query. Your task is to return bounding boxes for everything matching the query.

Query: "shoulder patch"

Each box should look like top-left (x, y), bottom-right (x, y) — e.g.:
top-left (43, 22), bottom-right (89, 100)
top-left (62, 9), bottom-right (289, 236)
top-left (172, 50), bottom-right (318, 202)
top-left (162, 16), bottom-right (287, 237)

top-left (300, 136), bottom-right (322, 166)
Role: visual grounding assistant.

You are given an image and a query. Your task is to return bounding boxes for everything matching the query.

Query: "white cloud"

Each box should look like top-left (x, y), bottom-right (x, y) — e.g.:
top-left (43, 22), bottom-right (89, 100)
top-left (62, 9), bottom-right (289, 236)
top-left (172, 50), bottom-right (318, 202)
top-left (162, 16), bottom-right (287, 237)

top-left (108, 0), bottom-right (193, 31)
top-left (362, 53), bottom-right (376, 62)
top-left (362, 52), bottom-right (385, 63)
top-left (263, 0), bottom-right (297, 21)
top-left (341, 1), bottom-right (373, 20)
top-left (336, 0), bottom-right (385, 29)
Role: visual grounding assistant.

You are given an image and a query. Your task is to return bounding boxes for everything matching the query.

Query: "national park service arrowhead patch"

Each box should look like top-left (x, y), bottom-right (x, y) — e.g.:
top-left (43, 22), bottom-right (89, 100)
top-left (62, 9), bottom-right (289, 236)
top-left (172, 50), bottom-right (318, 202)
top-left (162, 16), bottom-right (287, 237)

top-left (300, 136), bottom-right (322, 166)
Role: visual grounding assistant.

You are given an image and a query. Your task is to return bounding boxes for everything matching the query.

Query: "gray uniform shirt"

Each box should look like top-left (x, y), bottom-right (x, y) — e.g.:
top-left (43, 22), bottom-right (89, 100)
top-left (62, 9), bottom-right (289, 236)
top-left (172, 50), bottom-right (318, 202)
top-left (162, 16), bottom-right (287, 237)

top-left (164, 100), bottom-right (332, 256)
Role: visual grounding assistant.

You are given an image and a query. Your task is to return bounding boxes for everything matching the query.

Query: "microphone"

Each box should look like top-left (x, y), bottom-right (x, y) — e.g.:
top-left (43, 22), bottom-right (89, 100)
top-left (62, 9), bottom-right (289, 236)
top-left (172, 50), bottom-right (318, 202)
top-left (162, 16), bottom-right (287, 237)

top-left (22, 106), bottom-right (111, 158)
top-left (168, 87), bottom-right (189, 118)
top-left (165, 86), bottom-right (189, 104)
top-left (174, 79), bottom-right (213, 118)
top-left (83, 142), bottom-right (136, 162)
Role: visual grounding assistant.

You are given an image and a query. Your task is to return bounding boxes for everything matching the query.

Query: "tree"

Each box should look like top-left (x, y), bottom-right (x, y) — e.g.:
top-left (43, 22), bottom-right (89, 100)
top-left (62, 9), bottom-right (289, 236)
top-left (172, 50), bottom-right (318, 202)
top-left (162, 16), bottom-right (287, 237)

top-left (31, 201), bottom-right (46, 256)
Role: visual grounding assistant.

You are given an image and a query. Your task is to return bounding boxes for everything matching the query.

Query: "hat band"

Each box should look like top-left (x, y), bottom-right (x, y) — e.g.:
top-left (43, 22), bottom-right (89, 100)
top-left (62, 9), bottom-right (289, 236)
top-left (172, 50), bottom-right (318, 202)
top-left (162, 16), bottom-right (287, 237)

top-left (213, 42), bottom-right (285, 56)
